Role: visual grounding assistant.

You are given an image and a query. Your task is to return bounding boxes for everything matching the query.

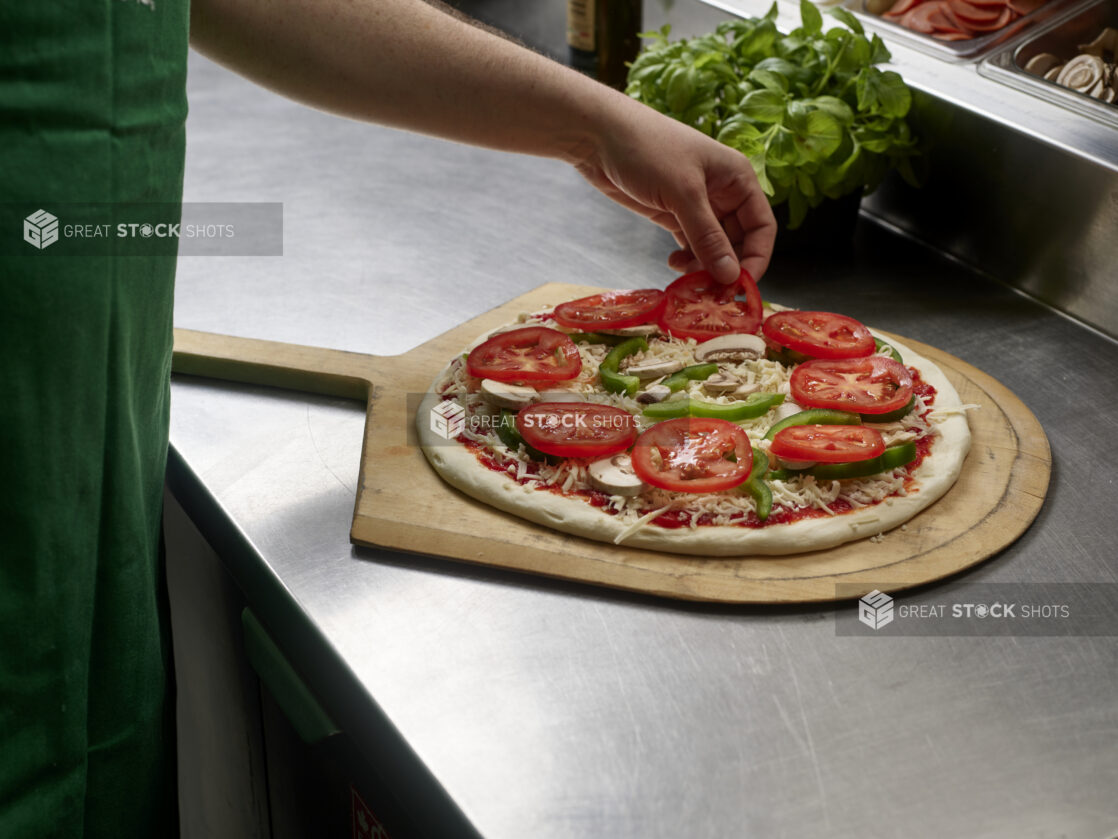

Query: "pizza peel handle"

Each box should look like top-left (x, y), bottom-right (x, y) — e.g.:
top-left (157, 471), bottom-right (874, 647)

top-left (171, 328), bottom-right (381, 401)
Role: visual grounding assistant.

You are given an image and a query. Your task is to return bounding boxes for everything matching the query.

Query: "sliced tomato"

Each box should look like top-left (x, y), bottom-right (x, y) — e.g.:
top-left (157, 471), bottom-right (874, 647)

top-left (762, 310), bottom-right (875, 360)
top-left (516, 402), bottom-right (638, 458)
top-left (467, 327), bottom-right (582, 383)
top-left (631, 417), bottom-right (753, 493)
top-left (790, 356), bottom-right (913, 415)
top-left (658, 268), bottom-right (763, 343)
top-left (770, 425), bottom-right (886, 464)
top-left (553, 289), bottom-right (666, 331)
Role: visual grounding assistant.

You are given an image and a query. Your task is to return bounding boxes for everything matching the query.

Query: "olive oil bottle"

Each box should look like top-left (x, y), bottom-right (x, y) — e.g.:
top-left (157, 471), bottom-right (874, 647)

top-left (567, 0), bottom-right (643, 89)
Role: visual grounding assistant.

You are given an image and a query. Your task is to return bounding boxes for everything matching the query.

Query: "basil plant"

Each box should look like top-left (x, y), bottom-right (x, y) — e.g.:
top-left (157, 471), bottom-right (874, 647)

top-left (626, 0), bottom-right (919, 228)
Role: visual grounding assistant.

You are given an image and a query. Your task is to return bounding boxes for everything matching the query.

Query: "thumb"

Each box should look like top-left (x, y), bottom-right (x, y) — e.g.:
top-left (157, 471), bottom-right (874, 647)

top-left (673, 195), bottom-right (740, 285)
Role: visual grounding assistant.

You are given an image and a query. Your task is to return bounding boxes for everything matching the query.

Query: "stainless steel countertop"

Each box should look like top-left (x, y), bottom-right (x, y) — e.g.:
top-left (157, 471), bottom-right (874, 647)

top-left (170, 3), bottom-right (1118, 836)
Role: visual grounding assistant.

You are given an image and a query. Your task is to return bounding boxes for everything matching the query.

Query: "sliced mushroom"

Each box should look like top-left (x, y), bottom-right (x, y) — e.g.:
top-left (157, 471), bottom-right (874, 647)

top-left (624, 358), bottom-right (685, 379)
top-left (479, 379), bottom-right (537, 410)
top-left (588, 453), bottom-right (647, 496)
top-left (1056, 54), bottom-right (1107, 92)
top-left (702, 372), bottom-right (742, 394)
top-left (693, 333), bottom-right (767, 362)
top-left (776, 457), bottom-right (817, 471)
top-left (770, 400), bottom-right (805, 424)
top-left (535, 389), bottom-right (584, 403)
top-left (1088, 78), bottom-right (1108, 98)
top-left (636, 384), bottom-right (672, 404)
top-left (1078, 27), bottom-right (1118, 59)
top-left (601, 323), bottom-right (660, 337)
top-left (731, 382), bottom-right (762, 399)
top-left (1096, 85), bottom-right (1117, 103)
top-left (1043, 64), bottom-right (1065, 81)
top-left (1024, 52), bottom-right (1062, 77)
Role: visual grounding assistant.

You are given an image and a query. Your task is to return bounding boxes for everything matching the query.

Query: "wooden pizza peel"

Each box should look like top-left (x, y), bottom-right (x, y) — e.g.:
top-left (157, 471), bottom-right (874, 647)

top-left (171, 283), bottom-right (1051, 604)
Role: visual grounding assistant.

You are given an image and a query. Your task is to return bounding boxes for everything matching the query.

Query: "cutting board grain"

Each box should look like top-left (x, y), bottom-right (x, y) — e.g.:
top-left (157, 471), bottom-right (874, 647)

top-left (172, 283), bottom-right (1051, 603)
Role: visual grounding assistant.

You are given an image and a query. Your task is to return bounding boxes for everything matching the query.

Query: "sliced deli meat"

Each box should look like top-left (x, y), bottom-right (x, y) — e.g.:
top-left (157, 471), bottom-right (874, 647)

top-left (882, 0), bottom-right (1046, 41)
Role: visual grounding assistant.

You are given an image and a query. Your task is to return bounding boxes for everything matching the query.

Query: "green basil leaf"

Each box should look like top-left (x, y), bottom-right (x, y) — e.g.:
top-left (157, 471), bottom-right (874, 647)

top-left (828, 7), bottom-right (864, 35)
top-left (857, 68), bottom-right (912, 119)
top-left (733, 23), bottom-right (780, 63)
top-left (837, 34), bottom-right (872, 74)
top-left (750, 155), bottom-right (775, 196)
top-left (794, 109), bottom-right (844, 161)
top-left (766, 127), bottom-right (799, 166)
top-left (870, 33), bottom-right (892, 64)
top-left (749, 68), bottom-right (789, 94)
top-left (666, 66), bottom-right (696, 112)
top-left (800, 0), bottom-right (824, 35)
top-left (739, 89), bottom-right (787, 123)
top-left (796, 169), bottom-right (817, 198)
top-left (717, 116), bottom-right (766, 155)
top-left (804, 95), bottom-right (855, 124)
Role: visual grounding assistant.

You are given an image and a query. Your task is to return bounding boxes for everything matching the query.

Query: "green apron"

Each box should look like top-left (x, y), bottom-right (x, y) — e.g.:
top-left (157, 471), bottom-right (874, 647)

top-left (0, 0), bottom-right (188, 835)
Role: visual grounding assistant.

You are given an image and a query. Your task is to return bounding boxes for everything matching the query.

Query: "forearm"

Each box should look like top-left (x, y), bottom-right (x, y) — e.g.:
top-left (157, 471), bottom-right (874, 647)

top-left (189, 0), bottom-right (629, 165)
top-left (191, 0), bottom-right (777, 282)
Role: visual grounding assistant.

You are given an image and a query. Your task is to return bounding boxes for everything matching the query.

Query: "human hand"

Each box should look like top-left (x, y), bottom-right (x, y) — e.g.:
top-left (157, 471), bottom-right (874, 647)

top-left (571, 94), bottom-right (776, 285)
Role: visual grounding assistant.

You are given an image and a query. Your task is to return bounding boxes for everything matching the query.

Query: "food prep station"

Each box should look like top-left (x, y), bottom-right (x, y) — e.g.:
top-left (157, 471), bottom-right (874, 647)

top-left (166, 0), bottom-right (1118, 836)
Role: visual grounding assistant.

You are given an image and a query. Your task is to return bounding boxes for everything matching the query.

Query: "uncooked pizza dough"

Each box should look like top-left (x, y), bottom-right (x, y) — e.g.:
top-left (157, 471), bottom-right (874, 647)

top-left (418, 304), bottom-right (971, 557)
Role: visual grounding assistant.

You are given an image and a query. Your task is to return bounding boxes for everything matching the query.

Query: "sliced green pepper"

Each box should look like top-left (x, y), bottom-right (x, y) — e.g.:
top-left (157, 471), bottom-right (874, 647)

top-left (875, 337), bottom-right (904, 364)
top-left (766, 467), bottom-right (804, 482)
top-left (568, 331), bottom-right (628, 346)
top-left (641, 398), bottom-right (693, 420)
top-left (765, 345), bottom-right (811, 366)
top-left (497, 411), bottom-right (557, 463)
top-left (691, 392), bottom-right (785, 421)
top-left (808, 441), bottom-right (918, 481)
top-left (660, 363), bottom-right (718, 392)
top-left (764, 408), bottom-right (862, 441)
top-left (597, 336), bottom-right (648, 397)
top-left (743, 449), bottom-right (772, 522)
top-left (862, 395), bottom-right (915, 424)
top-left (643, 392), bottom-right (785, 422)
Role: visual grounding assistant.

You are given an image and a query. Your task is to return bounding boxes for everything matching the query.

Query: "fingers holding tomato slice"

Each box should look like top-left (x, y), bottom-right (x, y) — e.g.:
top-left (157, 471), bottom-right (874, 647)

top-left (553, 289), bottom-right (665, 331)
top-left (467, 327), bottom-right (582, 383)
top-left (658, 268), bottom-right (763, 343)
top-left (770, 425), bottom-right (885, 464)
top-left (762, 310), bottom-right (875, 360)
top-left (790, 356), bottom-right (914, 415)
top-left (516, 402), bottom-right (638, 459)
top-left (631, 417), bottom-right (753, 493)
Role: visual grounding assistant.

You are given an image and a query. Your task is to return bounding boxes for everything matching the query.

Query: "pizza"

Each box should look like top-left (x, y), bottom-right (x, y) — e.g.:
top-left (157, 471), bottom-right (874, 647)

top-left (417, 271), bottom-right (972, 556)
